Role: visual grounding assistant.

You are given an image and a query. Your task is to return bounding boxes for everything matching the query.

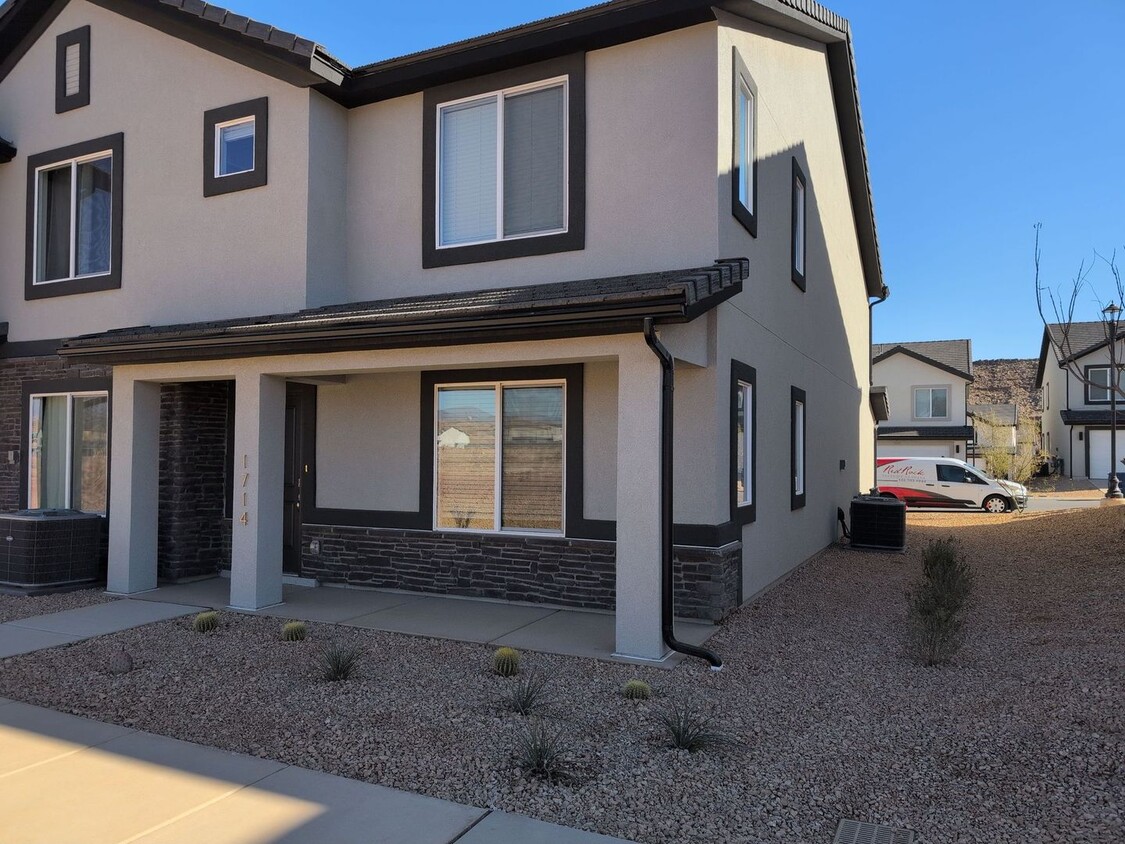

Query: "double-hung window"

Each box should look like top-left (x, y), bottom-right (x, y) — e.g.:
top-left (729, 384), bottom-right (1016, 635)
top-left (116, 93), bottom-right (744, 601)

top-left (1086, 366), bottom-right (1122, 403)
top-left (731, 50), bottom-right (758, 236)
top-left (27, 134), bottom-right (123, 300)
top-left (423, 54), bottom-right (586, 267)
top-left (913, 386), bottom-right (949, 419)
top-left (791, 387), bottom-right (806, 509)
top-left (28, 391), bottom-right (109, 514)
top-left (435, 381), bottom-right (564, 533)
top-left (731, 361), bottom-right (756, 523)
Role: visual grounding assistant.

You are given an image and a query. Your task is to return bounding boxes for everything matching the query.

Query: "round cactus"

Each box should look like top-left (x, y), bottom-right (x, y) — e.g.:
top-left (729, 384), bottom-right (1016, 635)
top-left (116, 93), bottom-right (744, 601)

top-left (192, 611), bottom-right (219, 633)
top-left (108, 644), bottom-right (134, 675)
top-left (621, 679), bottom-right (652, 700)
top-left (281, 621), bottom-right (308, 642)
top-left (493, 646), bottom-right (521, 677)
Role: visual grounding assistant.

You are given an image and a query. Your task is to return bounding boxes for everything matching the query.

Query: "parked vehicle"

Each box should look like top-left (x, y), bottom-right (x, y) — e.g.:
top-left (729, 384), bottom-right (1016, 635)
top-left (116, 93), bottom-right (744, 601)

top-left (876, 457), bottom-right (1028, 513)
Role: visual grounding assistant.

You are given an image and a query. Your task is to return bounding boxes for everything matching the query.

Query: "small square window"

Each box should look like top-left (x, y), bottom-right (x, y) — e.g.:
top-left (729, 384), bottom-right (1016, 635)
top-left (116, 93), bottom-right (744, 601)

top-left (204, 98), bottom-right (268, 196)
top-left (791, 157), bottom-right (808, 291)
top-left (55, 27), bottom-right (90, 113)
top-left (913, 386), bottom-right (950, 419)
top-left (216, 118), bottom-right (255, 177)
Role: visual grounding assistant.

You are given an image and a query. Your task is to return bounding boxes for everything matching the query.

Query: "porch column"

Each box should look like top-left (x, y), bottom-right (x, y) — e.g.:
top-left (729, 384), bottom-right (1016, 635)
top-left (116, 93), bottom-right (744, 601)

top-left (614, 344), bottom-right (669, 662)
top-left (229, 373), bottom-right (286, 610)
top-left (107, 377), bottom-right (161, 594)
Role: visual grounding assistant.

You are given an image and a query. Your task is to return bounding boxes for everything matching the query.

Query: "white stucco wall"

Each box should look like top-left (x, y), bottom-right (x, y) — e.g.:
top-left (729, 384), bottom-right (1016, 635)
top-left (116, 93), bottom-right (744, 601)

top-left (0, 0), bottom-right (316, 343)
top-left (343, 23), bottom-right (719, 301)
top-left (872, 355), bottom-right (969, 427)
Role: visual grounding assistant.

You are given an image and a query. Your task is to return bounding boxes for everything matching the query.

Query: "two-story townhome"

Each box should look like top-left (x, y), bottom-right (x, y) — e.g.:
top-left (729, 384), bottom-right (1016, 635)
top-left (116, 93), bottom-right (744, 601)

top-left (1037, 322), bottom-right (1125, 482)
top-left (872, 340), bottom-right (974, 459)
top-left (0, 0), bottom-right (883, 663)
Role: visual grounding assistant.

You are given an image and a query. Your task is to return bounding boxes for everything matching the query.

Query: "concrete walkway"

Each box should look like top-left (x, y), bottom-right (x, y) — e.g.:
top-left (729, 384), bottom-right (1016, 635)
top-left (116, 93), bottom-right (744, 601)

top-left (0, 697), bottom-right (631, 844)
top-left (128, 578), bottom-right (715, 665)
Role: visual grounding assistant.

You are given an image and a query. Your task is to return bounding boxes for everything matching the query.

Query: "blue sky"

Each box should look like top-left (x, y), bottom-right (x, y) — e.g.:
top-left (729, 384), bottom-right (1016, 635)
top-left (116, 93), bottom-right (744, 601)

top-left (229, 0), bottom-right (1125, 360)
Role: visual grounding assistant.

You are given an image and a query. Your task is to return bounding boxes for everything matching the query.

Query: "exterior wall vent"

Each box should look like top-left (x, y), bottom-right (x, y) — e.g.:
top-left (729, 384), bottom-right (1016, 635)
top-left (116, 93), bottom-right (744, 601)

top-left (834, 819), bottom-right (915, 844)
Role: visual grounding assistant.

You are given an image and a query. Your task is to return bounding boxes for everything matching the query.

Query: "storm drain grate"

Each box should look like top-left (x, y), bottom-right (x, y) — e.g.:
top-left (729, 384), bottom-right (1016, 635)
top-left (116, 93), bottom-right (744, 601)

top-left (834, 819), bottom-right (915, 844)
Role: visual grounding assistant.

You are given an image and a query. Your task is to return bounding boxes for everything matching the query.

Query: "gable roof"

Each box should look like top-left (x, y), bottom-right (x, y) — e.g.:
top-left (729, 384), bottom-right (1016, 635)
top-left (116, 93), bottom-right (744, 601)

top-left (872, 340), bottom-right (973, 382)
top-left (1035, 321), bottom-right (1123, 386)
top-left (57, 258), bottom-right (748, 364)
top-left (968, 403), bottom-right (1017, 426)
top-left (0, 0), bottom-right (884, 298)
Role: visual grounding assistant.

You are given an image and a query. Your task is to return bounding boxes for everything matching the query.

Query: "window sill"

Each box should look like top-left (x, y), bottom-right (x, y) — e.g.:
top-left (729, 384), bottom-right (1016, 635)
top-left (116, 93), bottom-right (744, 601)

top-left (25, 271), bottom-right (120, 300)
top-left (424, 228), bottom-right (583, 268)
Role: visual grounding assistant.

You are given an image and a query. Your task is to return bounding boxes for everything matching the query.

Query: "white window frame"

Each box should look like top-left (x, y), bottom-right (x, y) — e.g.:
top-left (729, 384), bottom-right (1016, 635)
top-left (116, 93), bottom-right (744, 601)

top-left (736, 78), bottom-right (755, 215)
top-left (737, 380), bottom-right (753, 507)
top-left (793, 398), bottom-right (805, 497)
top-left (913, 385), bottom-right (951, 420)
top-left (32, 148), bottom-right (114, 285)
top-left (28, 390), bottom-right (109, 513)
top-left (435, 75), bottom-right (570, 249)
top-left (432, 378), bottom-right (566, 535)
top-left (214, 115), bottom-right (256, 178)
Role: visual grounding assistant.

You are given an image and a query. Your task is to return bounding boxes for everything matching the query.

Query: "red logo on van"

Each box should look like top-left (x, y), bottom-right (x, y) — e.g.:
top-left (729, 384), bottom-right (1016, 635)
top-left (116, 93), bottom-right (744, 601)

top-left (877, 458), bottom-right (925, 478)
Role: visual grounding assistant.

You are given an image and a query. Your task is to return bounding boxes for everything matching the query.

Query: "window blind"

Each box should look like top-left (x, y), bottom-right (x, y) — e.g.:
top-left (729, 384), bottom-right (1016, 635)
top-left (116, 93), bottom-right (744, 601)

top-left (440, 98), bottom-right (497, 245)
top-left (503, 85), bottom-right (564, 237)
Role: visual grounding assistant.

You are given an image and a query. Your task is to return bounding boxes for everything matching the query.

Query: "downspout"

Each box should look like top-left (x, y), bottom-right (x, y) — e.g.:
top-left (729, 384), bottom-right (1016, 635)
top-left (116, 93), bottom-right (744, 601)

top-left (869, 285), bottom-right (891, 485)
top-left (642, 318), bottom-right (723, 670)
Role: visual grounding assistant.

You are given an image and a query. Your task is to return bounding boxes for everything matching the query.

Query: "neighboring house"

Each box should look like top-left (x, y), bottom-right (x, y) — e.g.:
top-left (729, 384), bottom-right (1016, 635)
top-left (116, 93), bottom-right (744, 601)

top-left (871, 340), bottom-right (974, 459)
top-left (0, 0), bottom-right (883, 662)
top-left (1037, 322), bottom-right (1125, 481)
top-left (966, 403), bottom-right (1017, 470)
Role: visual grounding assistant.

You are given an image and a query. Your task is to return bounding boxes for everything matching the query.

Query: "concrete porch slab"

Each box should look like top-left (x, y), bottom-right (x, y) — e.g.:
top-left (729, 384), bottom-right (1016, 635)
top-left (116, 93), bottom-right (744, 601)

top-left (0, 702), bottom-right (135, 776)
top-left (128, 578), bottom-right (230, 608)
top-left (0, 625), bottom-right (84, 658)
top-left (491, 609), bottom-right (715, 664)
top-left (7, 599), bottom-right (201, 637)
top-left (343, 595), bottom-right (556, 643)
top-left (458, 811), bottom-right (635, 843)
top-left (132, 762), bottom-right (484, 844)
top-left (247, 584), bottom-right (422, 623)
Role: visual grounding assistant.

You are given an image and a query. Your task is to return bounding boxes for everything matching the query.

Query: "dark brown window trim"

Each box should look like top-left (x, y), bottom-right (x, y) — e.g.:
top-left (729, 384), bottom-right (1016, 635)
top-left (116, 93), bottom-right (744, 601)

top-left (421, 53), bottom-right (586, 269)
top-left (731, 48), bottom-right (757, 238)
top-left (791, 385), bottom-right (806, 510)
top-left (1083, 364), bottom-right (1115, 405)
top-left (55, 26), bottom-right (90, 113)
top-left (791, 156), bottom-right (807, 292)
top-left (25, 133), bottom-right (124, 301)
top-left (19, 376), bottom-right (112, 511)
top-left (730, 359), bottom-right (756, 525)
top-left (203, 97), bottom-right (268, 197)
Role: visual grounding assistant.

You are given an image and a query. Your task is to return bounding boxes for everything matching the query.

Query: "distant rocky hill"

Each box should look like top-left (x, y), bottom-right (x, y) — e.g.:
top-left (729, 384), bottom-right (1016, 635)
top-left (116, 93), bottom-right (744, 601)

top-left (970, 359), bottom-right (1041, 419)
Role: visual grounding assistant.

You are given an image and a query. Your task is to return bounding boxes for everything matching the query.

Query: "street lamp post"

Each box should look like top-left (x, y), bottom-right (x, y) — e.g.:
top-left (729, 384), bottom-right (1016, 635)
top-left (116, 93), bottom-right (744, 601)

top-left (1104, 303), bottom-right (1123, 499)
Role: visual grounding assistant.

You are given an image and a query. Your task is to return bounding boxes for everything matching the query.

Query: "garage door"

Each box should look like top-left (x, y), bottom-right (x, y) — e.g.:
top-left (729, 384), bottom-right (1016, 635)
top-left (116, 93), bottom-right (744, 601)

top-left (1086, 430), bottom-right (1125, 479)
top-left (877, 443), bottom-right (951, 458)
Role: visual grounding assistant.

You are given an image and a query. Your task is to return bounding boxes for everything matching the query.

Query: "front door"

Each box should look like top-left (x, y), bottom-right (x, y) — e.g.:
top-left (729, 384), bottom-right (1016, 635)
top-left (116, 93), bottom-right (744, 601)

top-left (283, 383), bottom-right (316, 575)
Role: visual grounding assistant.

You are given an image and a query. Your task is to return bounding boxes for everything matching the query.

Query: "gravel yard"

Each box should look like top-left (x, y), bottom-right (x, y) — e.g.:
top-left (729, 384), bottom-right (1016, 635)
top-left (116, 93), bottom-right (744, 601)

top-left (0, 586), bottom-right (114, 624)
top-left (0, 508), bottom-right (1121, 843)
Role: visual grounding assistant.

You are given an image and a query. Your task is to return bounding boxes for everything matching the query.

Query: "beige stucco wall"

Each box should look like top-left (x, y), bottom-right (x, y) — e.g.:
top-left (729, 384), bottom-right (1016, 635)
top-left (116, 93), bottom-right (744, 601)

top-left (305, 90), bottom-right (349, 308)
top-left (872, 355), bottom-right (969, 427)
top-left (583, 360), bottom-right (618, 521)
top-left (714, 15), bottom-right (874, 598)
top-left (343, 23), bottom-right (719, 301)
top-left (0, 0), bottom-right (316, 343)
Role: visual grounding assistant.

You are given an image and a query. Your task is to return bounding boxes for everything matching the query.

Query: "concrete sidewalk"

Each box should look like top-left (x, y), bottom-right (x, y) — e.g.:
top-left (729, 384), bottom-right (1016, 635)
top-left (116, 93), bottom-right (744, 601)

top-left (0, 697), bottom-right (632, 844)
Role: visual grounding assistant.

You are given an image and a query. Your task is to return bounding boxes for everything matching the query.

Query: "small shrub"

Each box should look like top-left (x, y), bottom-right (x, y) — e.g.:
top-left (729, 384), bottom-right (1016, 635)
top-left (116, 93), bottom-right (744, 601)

top-left (192, 611), bottom-right (219, 633)
top-left (515, 719), bottom-right (572, 781)
top-left (908, 537), bottom-right (975, 666)
top-left (505, 672), bottom-right (551, 715)
top-left (621, 679), bottom-right (652, 700)
top-left (493, 646), bottom-right (521, 677)
top-left (320, 642), bottom-right (363, 681)
top-left (281, 621), bottom-right (308, 642)
top-left (657, 700), bottom-right (741, 753)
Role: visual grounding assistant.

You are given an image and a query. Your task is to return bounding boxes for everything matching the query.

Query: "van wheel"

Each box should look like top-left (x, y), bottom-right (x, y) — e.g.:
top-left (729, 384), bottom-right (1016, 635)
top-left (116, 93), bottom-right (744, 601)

top-left (983, 495), bottom-right (1010, 514)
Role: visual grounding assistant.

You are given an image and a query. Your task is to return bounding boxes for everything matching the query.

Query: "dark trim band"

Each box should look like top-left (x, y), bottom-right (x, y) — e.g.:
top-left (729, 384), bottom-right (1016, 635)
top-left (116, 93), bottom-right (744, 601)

top-left (730, 47), bottom-right (758, 239)
top-left (203, 97), bottom-right (268, 197)
top-left (55, 25), bottom-right (90, 113)
top-left (791, 156), bottom-right (807, 292)
top-left (791, 385), bottom-right (806, 510)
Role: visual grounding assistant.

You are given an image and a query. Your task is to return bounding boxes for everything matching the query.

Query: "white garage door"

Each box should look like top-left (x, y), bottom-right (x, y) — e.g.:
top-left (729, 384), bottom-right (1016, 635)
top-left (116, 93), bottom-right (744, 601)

top-left (1086, 430), bottom-right (1125, 479)
top-left (877, 443), bottom-right (951, 459)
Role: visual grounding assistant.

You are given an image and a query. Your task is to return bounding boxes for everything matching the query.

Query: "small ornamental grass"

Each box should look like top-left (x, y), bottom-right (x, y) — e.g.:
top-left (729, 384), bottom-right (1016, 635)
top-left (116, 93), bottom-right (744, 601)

top-left (504, 671), bottom-right (551, 716)
top-left (621, 679), bottom-right (652, 700)
top-left (319, 641), bottom-right (364, 682)
top-left (280, 621), bottom-right (308, 642)
top-left (192, 611), bottom-right (220, 633)
top-left (493, 646), bottom-right (521, 677)
top-left (657, 699), bottom-right (742, 753)
top-left (515, 719), bottom-right (573, 782)
top-left (908, 537), bottom-right (975, 666)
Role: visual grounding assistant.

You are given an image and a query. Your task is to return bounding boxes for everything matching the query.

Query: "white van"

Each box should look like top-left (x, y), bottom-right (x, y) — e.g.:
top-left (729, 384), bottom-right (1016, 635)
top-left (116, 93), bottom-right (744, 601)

top-left (876, 457), bottom-right (1028, 513)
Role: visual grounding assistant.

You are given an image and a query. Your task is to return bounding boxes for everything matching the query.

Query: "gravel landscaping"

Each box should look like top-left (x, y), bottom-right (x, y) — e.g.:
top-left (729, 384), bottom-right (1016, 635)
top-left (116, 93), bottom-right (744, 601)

top-left (0, 586), bottom-right (115, 624)
top-left (1, 508), bottom-right (1122, 843)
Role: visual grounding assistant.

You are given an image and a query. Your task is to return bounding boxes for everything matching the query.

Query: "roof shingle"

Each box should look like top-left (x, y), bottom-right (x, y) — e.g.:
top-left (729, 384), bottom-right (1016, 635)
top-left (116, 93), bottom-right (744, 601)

top-left (872, 339), bottom-right (973, 380)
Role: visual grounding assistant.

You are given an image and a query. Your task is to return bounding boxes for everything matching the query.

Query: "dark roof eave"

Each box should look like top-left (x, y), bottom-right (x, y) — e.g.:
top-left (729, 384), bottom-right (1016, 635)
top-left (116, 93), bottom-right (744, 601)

top-left (0, 135), bottom-right (13, 162)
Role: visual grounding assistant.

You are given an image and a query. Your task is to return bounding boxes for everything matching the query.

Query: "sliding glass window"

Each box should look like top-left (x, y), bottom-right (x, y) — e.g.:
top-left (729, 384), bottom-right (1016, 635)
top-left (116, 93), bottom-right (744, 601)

top-left (29, 392), bottom-right (108, 513)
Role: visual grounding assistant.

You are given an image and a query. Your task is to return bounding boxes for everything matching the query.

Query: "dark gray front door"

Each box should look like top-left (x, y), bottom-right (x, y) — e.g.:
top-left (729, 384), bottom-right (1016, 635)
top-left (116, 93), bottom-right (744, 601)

top-left (283, 383), bottom-right (316, 575)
